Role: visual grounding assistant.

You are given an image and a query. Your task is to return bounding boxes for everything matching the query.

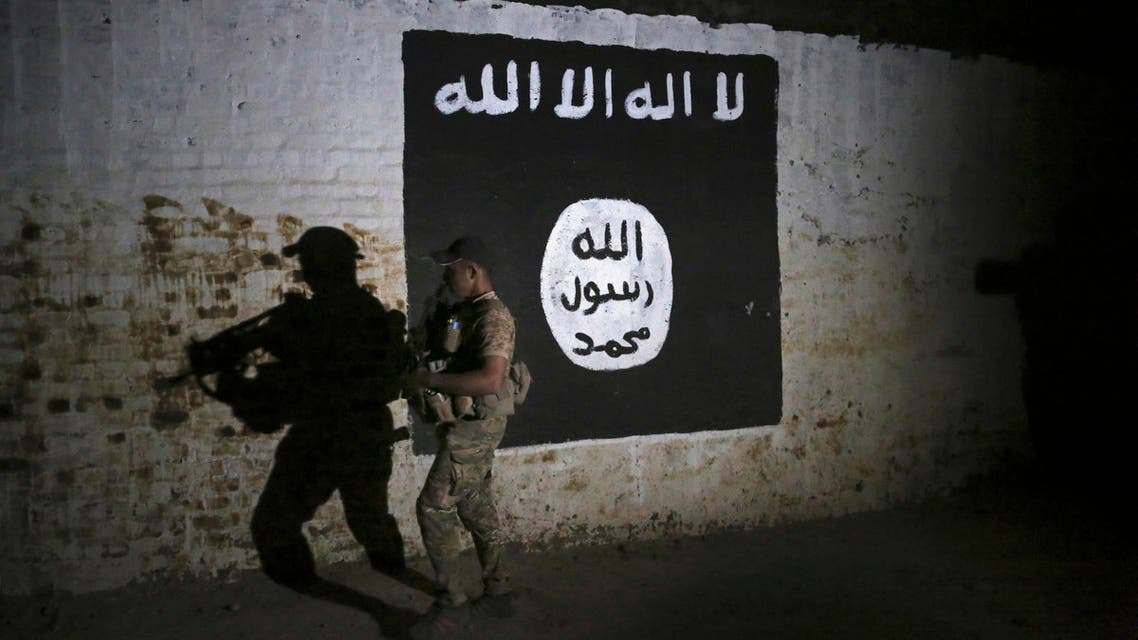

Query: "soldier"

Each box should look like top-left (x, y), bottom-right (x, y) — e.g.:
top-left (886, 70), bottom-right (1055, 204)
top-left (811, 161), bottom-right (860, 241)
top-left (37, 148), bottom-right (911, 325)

top-left (410, 236), bottom-right (517, 633)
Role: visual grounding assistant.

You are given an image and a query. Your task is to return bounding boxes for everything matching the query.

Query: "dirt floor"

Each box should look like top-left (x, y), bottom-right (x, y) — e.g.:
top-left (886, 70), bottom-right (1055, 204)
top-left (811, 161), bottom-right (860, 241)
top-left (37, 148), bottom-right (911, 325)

top-left (4, 468), bottom-right (1136, 640)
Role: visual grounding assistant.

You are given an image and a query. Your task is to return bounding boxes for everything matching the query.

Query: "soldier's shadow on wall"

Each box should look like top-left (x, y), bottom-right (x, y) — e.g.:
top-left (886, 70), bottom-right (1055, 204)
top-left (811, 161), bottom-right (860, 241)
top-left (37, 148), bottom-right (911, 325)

top-left (974, 204), bottom-right (1136, 496)
top-left (181, 231), bottom-right (435, 637)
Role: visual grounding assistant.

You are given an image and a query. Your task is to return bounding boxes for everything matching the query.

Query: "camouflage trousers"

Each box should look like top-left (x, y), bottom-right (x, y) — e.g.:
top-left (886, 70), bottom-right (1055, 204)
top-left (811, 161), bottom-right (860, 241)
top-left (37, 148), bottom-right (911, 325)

top-left (416, 417), bottom-right (510, 607)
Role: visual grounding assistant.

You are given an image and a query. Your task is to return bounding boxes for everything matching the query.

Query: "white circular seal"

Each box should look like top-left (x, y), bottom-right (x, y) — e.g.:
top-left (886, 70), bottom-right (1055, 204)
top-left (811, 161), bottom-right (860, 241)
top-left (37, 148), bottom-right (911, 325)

top-left (540, 199), bottom-right (673, 370)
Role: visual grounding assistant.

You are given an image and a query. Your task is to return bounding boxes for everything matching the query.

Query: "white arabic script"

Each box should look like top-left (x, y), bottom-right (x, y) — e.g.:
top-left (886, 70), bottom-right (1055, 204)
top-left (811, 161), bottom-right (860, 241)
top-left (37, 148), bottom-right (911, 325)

top-left (434, 61), bottom-right (744, 122)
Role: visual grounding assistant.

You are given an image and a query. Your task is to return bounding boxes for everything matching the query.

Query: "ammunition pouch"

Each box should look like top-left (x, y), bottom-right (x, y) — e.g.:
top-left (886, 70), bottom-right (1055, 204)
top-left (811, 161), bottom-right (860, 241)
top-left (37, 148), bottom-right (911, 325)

top-left (472, 391), bottom-right (513, 420)
top-left (467, 361), bottom-right (531, 420)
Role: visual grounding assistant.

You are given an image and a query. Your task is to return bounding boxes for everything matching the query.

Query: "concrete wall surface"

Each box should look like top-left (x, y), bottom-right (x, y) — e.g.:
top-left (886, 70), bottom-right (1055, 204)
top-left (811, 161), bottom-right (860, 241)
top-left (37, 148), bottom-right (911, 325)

top-left (0, 0), bottom-right (1094, 594)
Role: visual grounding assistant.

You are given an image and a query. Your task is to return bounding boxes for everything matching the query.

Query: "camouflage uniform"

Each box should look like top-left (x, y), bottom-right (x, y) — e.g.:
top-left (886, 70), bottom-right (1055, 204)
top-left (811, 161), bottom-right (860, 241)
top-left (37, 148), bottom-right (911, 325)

top-left (417, 291), bottom-right (515, 607)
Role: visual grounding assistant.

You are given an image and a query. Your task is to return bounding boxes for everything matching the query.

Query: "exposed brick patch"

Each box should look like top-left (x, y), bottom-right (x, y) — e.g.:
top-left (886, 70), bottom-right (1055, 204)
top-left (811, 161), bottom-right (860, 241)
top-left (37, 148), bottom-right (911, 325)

top-left (20, 362), bottom-right (41, 380)
top-left (19, 435), bottom-right (45, 453)
top-left (32, 297), bottom-right (68, 311)
top-left (201, 197), bottom-right (254, 232)
top-left (0, 458), bottom-right (32, 473)
top-left (101, 545), bottom-right (129, 559)
top-left (0, 259), bottom-right (40, 277)
top-left (150, 410), bottom-right (189, 430)
top-left (24, 327), bottom-right (45, 346)
top-left (195, 305), bottom-right (238, 319)
top-left (815, 416), bottom-right (848, 429)
top-left (207, 272), bottom-right (238, 285)
top-left (142, 194), bottom-right (183, 211)
top-left (141, 213), bottom-right (175, 253)
top-left (191, 515), bottom-right (225, 530)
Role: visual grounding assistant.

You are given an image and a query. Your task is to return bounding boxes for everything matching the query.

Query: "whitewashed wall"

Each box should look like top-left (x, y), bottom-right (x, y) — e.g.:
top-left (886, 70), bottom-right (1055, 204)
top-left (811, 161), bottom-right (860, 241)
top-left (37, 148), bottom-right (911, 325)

top-left (0, 0), bottom-right (1079, 594)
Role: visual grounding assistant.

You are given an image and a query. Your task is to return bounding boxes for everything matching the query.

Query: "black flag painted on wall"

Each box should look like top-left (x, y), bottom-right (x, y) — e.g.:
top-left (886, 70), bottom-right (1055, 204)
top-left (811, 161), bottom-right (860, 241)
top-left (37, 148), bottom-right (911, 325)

top-left (403, 30), bottom-right (781, 449)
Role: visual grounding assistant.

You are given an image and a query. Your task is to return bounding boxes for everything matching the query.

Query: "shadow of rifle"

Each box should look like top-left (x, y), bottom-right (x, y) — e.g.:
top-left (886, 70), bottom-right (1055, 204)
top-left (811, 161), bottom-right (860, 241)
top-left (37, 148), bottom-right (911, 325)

top-left (156, 293), bottom-right (409, 442)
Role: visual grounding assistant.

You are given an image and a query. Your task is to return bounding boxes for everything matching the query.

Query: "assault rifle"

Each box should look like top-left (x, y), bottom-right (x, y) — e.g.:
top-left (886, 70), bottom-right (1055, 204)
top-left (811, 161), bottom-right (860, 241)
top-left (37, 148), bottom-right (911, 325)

top-left (404, 287), bottom-right (532, 424)
top-left (405, 286), bottom-right (462, 423)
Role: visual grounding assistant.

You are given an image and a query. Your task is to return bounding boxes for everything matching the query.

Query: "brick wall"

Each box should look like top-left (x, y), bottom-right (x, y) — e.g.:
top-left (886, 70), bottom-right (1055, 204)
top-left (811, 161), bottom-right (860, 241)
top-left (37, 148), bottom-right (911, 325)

top-left (1, 0), bottom-right (1092, 594)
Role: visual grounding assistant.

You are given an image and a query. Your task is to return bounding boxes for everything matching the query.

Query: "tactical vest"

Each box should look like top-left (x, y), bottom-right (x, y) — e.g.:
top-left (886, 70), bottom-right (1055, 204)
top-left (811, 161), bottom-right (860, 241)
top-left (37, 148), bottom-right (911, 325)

top-left (448, 294), bottom-right (522, 421)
